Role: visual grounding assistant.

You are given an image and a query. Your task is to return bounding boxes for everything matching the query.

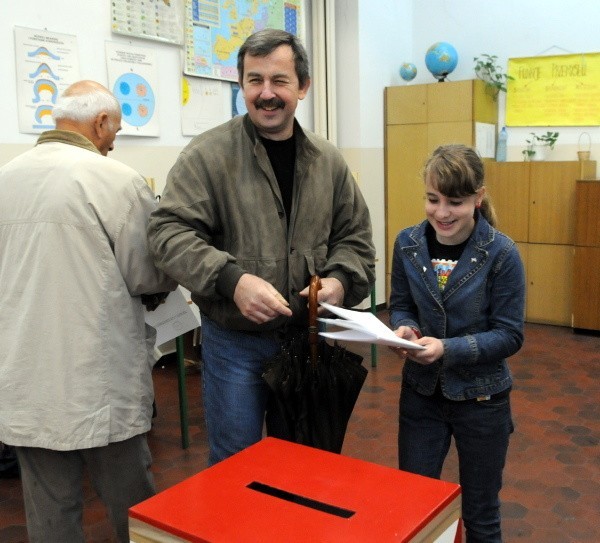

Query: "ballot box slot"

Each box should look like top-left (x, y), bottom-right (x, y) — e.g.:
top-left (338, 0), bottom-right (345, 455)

top-left (247, 481), bottom-right (355, 518)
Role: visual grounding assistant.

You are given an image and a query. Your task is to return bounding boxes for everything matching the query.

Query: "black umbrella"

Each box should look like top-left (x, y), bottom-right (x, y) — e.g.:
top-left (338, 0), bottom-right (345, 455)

top-left (262, 276), bottom-right (368, 454)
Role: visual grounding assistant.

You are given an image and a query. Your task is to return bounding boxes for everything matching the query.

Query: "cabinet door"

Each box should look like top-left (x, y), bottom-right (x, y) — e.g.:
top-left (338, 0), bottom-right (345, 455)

top-left (385, 85), bottom-right (427, 125)
top-left (484, 162), bottom-right (530, 242)
top-left (427, 121), bottom-right (473, 151)
top-left (572, 246), bottom-right (600, 330)
top-left (427, 80), bottom-right (473, 123)
top-left (516, 242), bottom-right (529, 320)
top-left (385, 124), bottom-right (428, 267)
top-left (526, 244), bottom-right (573, 326)
top-left (529, 162), bottom-right (580, 245)
top-left (574, 181), bottom-right (600, 246)
top-left (385, 124), bottom-right (428, 302)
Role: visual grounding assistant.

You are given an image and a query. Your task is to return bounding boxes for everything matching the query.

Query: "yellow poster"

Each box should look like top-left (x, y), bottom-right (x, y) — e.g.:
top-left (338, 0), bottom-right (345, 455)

top-left (506, 52), bottom-right (600, 126)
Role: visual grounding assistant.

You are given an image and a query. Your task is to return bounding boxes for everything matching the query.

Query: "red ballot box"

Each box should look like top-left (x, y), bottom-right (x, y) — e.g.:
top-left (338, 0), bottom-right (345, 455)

top-left (129, 437), bottom-right (461, 542)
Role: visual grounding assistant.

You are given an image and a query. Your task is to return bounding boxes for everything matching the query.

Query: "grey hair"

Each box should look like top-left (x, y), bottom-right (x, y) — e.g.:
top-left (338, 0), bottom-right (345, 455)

top-left (237, 28), bottom-right (310, 88)
top-left (52, 87), bottom-right (121, 124)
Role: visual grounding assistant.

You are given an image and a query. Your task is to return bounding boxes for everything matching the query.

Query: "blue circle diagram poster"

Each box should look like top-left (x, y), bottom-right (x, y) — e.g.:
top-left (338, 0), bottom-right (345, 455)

top-left (113, 73), bottom-right (155, 128)
top-left (106, 42), bottom-right (160, 136)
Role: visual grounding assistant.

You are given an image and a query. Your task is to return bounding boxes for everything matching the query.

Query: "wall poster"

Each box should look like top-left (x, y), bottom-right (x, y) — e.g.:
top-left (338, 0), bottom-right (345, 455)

top-left (111, 0), bottom-right (184, 45)
top-left (14, 26), bottom-right (80, 134)
top-left (506, 52), bottom-right (600, 126)
top-left (106, 42), bottom-right (160, 137)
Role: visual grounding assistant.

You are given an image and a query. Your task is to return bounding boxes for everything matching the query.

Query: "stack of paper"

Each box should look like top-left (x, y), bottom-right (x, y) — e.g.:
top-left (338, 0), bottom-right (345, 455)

top-left (318, 302), bottom-right (425, 350)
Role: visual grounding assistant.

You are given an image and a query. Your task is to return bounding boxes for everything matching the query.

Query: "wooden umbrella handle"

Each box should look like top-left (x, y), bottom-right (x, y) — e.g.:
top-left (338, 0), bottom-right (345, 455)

top-left (308, 275), bottom-right (322, 367)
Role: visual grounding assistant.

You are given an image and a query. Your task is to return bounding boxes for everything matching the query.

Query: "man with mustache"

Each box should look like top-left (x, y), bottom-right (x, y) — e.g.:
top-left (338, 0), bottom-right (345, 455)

top-left (148, 29), bottom-right (375, 466)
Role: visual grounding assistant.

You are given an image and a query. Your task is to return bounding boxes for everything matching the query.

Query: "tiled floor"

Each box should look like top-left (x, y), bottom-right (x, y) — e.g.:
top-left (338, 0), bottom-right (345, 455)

top-left (0, 318), bottom-right (598, 542)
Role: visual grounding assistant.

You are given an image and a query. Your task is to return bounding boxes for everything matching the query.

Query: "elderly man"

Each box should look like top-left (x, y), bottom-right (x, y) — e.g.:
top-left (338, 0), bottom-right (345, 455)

top-left (0, 80), bottom-right (176, 543)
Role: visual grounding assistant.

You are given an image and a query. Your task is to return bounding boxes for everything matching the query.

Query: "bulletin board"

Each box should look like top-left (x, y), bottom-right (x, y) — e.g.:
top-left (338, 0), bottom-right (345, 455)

top-left (506, 52), bottom-right (600, 126)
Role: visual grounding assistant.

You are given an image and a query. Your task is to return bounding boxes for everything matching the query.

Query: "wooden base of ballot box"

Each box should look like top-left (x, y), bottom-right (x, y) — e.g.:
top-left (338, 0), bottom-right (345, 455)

top-left (129, 437), bottom-right (461, 542)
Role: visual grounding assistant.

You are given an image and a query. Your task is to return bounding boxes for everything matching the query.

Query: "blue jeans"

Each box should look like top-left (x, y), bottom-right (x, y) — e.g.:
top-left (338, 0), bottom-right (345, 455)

top-left (200, 315), bottom-right (281, 466)
top-left (399, 384), bottom-right (513, 543)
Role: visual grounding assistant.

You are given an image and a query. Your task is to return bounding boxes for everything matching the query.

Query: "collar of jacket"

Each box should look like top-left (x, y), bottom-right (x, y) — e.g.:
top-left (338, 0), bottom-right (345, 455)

top-left (36, 129), bottom-right (101, 155)
top-left (241, 114), bottom-right (320, 175)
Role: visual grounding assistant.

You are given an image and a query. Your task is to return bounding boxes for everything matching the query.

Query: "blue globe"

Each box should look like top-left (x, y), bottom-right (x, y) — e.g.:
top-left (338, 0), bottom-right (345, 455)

top-left (425, 42), bottom-right (458, 82)
top-left (399, 62), bottom-right (417, 82)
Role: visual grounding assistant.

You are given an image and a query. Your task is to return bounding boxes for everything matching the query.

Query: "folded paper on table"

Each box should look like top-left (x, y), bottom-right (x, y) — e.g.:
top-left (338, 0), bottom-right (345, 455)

top-left (145, 286), bottom-right (201, 347)
top-left (318, 302), bottom-right (425, 350)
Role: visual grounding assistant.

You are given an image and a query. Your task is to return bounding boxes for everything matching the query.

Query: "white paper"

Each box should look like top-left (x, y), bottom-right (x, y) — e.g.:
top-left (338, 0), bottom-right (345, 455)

top-left (318, 303), bottom-right (425, 350)
top-left (145, 287), bottom-right (201, 347)
top-left (475, 122), bottom-right (496, 158)
top-left (181, 76), bottom-right (232, 136)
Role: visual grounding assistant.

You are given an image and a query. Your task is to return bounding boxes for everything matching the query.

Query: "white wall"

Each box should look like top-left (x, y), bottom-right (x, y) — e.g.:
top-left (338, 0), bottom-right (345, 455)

top-left (2, 1), bottom-right (599, 306)
top-left (335, 0), bottom-right (412, 305)
top-left (335, 0), bottom-right (600, 304)
top-left (409, 0), bottom-right (600, 158)
top-left (2, 0), bottom-right (186, 147)
top-left (0, 0), bottom-right (313, 193)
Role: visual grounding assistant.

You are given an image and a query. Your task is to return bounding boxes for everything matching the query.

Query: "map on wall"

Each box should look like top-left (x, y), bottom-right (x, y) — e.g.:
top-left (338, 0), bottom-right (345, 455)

top-left (184, 0), bottom-right (303, 82)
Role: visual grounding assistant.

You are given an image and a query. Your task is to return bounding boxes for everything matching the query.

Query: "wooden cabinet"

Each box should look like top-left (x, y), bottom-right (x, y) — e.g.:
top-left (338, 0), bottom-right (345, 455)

top-left (484, 163), bottom-right (530, 242)
top-left (484, 161), bottom-right (596, 326)
top-left (527, 244), bottom-right (574, 325)
top-left (574, 180), bottom-right (600, 246)
top-left (384, 79), bottom-right (497, 299)
top-left (572, 180), bottom-right (600, 331)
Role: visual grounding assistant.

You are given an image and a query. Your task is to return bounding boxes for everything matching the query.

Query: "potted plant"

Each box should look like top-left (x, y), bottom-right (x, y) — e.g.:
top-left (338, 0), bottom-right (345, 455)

top-left (473, 54), bottom-right (514, 99)
top-left (522, 131), bottom-right (560, 161)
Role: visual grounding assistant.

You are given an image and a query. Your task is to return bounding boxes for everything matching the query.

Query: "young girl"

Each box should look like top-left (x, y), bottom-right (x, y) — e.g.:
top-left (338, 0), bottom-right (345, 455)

top-left (389, 144), bottom-right (525, 542)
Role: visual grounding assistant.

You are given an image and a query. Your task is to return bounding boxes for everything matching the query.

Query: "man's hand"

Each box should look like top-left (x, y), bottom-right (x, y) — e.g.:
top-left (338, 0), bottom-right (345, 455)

top-left (298, 276), bottom-right (344, 315)
top-left (233, 274), bottom-right (293, 324)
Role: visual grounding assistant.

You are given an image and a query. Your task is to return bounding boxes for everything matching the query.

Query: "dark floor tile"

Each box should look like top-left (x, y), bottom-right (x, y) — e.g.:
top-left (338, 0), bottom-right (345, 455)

top-left (502, 501), bottom-right (528, 519)
top-left (0, 320), bottom-right (598, 542)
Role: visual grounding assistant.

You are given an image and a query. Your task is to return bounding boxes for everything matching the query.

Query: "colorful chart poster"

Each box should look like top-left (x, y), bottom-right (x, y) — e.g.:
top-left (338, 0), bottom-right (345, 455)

top-left (184, 0), bottom-right (303, 82)
top-left (14, 26), bottom-right (80, 134)
top-left (106, 42), bottom-right (160, 137)
top-left (111, 0), bottom-right (184, 45)
top-left (506, 52), bottom-right (600, 126)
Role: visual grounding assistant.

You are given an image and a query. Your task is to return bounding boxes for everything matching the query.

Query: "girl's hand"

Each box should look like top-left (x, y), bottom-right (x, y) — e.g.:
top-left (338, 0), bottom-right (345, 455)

top-left (389, 325), bottom-right (421, 360)
top-left (389, 326), bottom-right (443, 365)
top-left (407, 337), bottom-right (444, 365)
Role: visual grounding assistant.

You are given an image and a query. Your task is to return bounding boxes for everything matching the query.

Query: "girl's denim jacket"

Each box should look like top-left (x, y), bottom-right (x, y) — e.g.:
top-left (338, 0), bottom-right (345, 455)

top-left (389, 214), bottom-right (526, 401)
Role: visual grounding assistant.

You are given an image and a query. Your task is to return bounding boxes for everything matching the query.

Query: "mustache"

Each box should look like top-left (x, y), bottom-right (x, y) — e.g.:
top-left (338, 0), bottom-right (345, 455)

top-left (255, 97), bottom-right (285, 110)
